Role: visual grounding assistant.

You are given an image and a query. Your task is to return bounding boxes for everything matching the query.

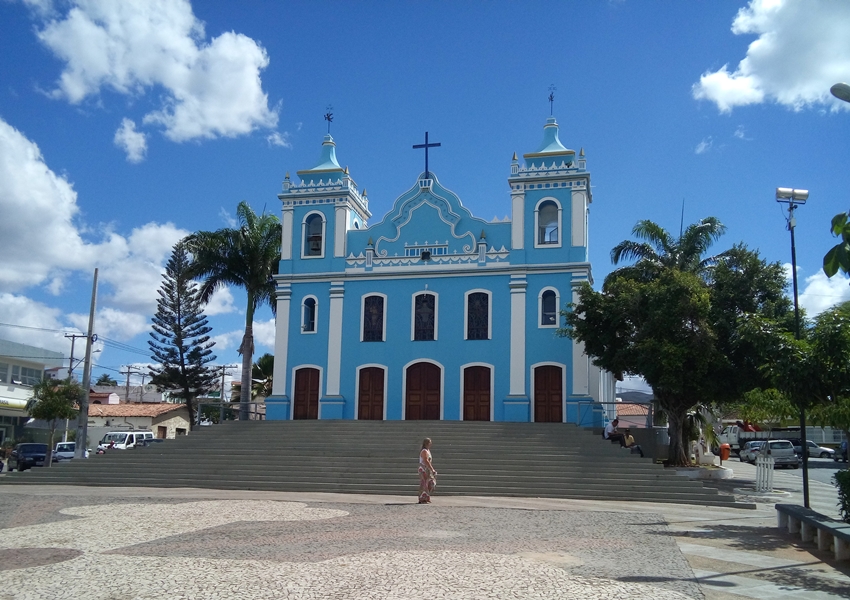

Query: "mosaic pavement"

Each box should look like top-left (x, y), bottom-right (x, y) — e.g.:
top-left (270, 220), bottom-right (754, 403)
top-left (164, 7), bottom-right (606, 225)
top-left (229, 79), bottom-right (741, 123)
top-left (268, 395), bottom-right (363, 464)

top-left (0, 493), bottom-right (702, 599)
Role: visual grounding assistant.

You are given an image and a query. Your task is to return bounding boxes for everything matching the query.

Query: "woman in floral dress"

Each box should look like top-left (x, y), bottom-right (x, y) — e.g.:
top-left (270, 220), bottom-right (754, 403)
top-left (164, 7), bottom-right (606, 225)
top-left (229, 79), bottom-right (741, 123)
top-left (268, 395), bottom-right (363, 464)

top-left (418, 438), bottom-right (437, 504)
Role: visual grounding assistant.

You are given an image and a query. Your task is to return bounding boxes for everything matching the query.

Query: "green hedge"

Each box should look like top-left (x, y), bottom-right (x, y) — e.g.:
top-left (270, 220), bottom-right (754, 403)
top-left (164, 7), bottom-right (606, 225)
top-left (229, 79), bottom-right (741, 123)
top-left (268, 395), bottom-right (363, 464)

top-left (836, 470), bottom-right (850, 524)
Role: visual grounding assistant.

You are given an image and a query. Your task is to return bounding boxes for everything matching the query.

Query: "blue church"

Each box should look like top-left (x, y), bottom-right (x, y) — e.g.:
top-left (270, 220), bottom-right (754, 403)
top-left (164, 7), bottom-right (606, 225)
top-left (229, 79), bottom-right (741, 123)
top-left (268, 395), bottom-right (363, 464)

top-left (266, 115), bottom-right (614, 422)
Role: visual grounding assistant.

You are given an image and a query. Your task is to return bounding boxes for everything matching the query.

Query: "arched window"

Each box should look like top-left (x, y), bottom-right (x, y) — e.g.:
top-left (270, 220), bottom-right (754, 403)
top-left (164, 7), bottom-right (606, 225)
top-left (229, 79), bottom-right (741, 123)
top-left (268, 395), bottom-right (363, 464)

top-left (536, 200), bottom-right (560, 246)
top-left (362, 295), bottom-right (385, 342)
top-left (466, 291), bottom-right (490, 340)
top-left (413, 293), bottom-right (436, 341)
top-left (302, 297), bottom-right (317, 333)
top-left (540, 289), bottom-right (557, 327)
top-left (303, 213), bottom-right (324, 257)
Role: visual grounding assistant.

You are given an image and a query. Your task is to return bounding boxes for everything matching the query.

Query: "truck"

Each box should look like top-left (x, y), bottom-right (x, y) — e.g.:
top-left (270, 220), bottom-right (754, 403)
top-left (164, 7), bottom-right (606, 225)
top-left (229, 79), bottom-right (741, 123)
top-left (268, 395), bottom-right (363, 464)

top-left (718, 424), bottom-right (846, 455)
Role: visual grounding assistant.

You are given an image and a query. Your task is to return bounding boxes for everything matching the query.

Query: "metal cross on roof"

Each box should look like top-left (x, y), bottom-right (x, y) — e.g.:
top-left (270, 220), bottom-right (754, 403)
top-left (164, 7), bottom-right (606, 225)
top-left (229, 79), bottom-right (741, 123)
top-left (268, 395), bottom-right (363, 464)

top-left (548, 84), bottom-right (556, 116)
top-left (413, 131), bottom-right (441, 180)
top-left (324, 105), bottom-right (334, 133)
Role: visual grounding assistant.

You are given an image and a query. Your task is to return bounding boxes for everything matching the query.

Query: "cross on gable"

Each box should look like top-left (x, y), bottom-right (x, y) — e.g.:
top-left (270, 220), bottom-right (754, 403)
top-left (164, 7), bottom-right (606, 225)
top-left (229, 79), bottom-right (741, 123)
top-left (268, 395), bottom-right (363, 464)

top-left (412, 132), bottom-right (441, 180)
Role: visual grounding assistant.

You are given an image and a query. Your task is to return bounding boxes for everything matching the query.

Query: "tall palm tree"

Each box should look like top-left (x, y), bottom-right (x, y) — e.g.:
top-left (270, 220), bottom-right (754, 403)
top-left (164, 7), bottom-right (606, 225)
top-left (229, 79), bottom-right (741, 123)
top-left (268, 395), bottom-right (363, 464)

top-left (252, 353), bottom-right (274, 399)
top-left (186, 202), bottom-right (281, 420)
top-left (609, 217), bottom-right (727, 282)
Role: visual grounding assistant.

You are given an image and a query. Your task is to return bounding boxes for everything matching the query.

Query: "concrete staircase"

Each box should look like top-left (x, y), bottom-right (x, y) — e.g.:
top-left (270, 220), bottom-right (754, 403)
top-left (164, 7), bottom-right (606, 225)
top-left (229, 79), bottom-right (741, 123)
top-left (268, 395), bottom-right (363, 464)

top-left (1, 421), bottom-right (745, 507)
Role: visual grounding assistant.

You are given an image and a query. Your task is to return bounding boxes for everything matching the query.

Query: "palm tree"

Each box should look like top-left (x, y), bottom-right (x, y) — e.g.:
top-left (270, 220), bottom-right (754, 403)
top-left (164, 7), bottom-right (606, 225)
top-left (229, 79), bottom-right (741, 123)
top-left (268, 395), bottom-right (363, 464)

top-left (252, 353), bottom-right (274, 399)
top-left (185, 202), bottom-right (281, 420)
top-left (609, 217), bottom-right (727, 282)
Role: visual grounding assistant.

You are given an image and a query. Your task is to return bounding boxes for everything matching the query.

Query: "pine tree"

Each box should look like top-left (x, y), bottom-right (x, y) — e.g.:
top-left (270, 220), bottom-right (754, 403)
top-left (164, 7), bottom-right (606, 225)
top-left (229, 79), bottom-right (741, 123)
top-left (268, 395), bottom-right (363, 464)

top-left (148, 242), bottom-right (217, 426)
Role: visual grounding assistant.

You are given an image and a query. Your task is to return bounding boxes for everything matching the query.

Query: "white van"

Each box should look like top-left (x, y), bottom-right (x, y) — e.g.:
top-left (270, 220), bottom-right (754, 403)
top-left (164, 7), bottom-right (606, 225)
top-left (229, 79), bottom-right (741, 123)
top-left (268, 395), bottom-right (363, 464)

top-left (99, 431), bottom-right (153, 450)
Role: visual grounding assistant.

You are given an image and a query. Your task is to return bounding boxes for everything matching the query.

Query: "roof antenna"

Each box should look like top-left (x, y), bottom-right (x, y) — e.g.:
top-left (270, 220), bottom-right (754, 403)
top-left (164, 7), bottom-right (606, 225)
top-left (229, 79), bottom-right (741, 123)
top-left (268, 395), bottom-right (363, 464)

top-left (324, 105), bottom-right (333, 134)
top-left (548, 84), bottom-right (556, 116)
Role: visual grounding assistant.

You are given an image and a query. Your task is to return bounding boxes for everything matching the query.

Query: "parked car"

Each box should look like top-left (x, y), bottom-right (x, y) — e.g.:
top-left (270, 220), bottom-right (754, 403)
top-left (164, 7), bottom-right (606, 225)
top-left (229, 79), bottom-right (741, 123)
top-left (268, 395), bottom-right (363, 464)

top-left (787, 439), bottom-right (835, 459)
top-left (137, 438), bottom-right (164, 447)
top-left (8, 443), bottom-right (50, 471)
top-left (740, 440), bottom-right (799, 468)
top-left (98, 431), bottom-right (154, 450)
top-left (739, 440), bottom-right (764, 463)
top-left (834, 440), bottom-right (848, 463)
top-left (54, 442), bottom-right (76, 461)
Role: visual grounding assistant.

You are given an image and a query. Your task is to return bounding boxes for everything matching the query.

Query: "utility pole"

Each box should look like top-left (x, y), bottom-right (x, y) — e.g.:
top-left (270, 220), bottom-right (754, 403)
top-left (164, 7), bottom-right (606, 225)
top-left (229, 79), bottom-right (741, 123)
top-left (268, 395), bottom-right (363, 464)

top-left (63, 332), bottom-right (88, 442)
top-left (217, 365), bottom-right (238, 423)
top-left (122, 366), bottom-right (143, 402)
top-left (74, 268), bottom-right (97, 459)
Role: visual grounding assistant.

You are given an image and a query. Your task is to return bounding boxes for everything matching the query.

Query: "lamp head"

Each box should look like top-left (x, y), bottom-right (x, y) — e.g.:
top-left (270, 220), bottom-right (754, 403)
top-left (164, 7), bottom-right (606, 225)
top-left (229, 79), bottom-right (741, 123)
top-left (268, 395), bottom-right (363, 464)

top-left (775, 187), bottom-right (809, 204)
top-left (831, 82), bottom-right (850, 104)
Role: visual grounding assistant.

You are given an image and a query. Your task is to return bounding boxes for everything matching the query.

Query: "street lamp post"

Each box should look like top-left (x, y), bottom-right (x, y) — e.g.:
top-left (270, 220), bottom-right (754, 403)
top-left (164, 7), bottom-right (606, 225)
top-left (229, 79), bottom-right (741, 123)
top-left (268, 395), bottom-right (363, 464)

top-left (776, 187), bottom-right (810, 508)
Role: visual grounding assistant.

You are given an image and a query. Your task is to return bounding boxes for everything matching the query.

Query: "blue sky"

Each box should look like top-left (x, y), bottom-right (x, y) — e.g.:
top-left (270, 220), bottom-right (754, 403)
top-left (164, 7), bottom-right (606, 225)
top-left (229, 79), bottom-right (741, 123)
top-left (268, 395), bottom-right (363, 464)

top-left (1, 0), bottom-right (849, 392)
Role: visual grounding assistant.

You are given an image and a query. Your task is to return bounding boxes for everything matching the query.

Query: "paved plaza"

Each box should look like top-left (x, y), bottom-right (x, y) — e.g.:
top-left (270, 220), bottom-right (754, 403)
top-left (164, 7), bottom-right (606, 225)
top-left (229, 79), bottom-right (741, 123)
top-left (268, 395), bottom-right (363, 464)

top-left (0, 461), bottom-right (848, 599)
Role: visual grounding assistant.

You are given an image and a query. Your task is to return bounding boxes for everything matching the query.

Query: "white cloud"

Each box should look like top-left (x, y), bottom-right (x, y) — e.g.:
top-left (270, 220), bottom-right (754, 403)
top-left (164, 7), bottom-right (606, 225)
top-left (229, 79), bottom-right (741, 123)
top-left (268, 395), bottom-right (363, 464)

top-left (0, 293), bottom-right (75, 355)
top-left (211, 329), bottom-right (243, 351)
top-left (36, 0), bottom-right (278, 143)
top-left (695, 137), bottom-right (713, 154)
top-left (253, 318), bottom-right (276, 349)
top-left (114, 118), bottom-right (147, 163)
top-left (203, 286), bottom-right (236, 316)
top-left (266, 131), bottom-right (291, 148)
top-left (0, 115), bottom-right (190, 346)
top-left (218, 206), bottom-right (237, 228)
top-left (733, 125), bottom-right (751, 140)
top-left (798, 270), bottom-right (850, 317)
top-left (693, 0), bottom-right (850, 112)
top-left (68, 307), bottom-right (149, 341)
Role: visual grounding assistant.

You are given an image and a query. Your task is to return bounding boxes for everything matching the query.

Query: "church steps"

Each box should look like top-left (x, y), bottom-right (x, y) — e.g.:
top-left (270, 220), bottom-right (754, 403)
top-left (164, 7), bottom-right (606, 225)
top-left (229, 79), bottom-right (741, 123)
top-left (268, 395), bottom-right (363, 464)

top-left (1, 422), bottom-right (745, 508)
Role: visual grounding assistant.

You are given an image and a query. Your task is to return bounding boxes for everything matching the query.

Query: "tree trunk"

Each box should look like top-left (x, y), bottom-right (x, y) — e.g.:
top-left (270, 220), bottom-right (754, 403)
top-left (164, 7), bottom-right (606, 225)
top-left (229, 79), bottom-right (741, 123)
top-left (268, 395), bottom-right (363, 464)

top-left (46, 420), bottom-right (56, 468)
top-left (239, 326), bottom-right (254, 421)
top-left (666, 405), bottom-right (690, 467)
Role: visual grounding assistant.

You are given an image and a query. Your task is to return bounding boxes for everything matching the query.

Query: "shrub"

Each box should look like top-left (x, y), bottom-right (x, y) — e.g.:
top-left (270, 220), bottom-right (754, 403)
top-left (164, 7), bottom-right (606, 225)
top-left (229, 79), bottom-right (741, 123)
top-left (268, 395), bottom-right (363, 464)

top-left (835, 470), bottom-right (850, 524)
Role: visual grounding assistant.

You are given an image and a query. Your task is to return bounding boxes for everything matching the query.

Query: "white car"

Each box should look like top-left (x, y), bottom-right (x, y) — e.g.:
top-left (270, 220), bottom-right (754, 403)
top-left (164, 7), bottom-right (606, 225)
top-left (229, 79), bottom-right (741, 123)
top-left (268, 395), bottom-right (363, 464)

top-left (53, 442), bottom-right (76, 461)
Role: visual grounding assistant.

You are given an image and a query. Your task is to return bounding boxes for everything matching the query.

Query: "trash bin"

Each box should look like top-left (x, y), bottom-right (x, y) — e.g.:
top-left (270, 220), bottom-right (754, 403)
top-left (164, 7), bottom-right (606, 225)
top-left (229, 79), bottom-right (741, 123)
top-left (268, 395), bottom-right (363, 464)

top-left (719, 443), bottom-right (731, 461)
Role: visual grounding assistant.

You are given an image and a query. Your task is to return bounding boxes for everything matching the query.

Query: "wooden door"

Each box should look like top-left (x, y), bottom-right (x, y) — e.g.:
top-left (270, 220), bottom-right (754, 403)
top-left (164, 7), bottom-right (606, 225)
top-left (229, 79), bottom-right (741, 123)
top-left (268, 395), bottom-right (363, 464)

top-left (463, 366), bottom-right (491, 421)
top-left (405, 362), bottom-right (441, 420)
top-left (534, 365), bottom-right (563, 423)
top-left (358, 367), bottom-right (385, 420)
top-left (293, 368), bottom-right (319, 419)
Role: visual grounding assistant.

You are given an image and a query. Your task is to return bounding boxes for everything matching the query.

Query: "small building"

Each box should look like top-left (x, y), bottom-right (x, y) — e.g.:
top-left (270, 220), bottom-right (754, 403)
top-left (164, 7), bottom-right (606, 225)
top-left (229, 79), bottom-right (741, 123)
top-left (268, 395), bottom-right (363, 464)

top-left (87, 402), bottom-right (190, 441)
top-left (0, 339), bottom-right (64, 444)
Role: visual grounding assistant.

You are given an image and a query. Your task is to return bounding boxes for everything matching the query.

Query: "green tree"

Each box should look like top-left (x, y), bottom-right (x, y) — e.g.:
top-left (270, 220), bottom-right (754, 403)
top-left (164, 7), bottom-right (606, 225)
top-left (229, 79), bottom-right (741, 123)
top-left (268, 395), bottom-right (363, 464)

top-left (733, 389), bottom-right (797, 431)
top-left (95, 374), bottom-right (118, 386)
top-left (252, 353), bottom-right (274, 399)
top-left (185, 201), bottom-right (281, 420)
top-left (562, 219), bottom-right (792, 466)
top-left (823, 212), bottom-right (850, 278)
top-left (148, 242), bottom-right (218, 426)
top-left (26, 379), bottom-right (81, 467)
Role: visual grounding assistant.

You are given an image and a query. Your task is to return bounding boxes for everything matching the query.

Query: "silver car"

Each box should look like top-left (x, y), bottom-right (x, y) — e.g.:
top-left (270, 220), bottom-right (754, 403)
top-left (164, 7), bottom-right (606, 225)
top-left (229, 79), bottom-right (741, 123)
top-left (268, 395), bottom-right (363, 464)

top-left (739, 440), bottom-right (764, 463)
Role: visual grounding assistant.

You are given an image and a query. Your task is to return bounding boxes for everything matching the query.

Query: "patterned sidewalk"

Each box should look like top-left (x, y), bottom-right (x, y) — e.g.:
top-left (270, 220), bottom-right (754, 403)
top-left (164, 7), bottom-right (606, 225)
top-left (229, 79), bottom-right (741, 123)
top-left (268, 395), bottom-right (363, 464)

top-left (0, 483), bottom-right (847, 599)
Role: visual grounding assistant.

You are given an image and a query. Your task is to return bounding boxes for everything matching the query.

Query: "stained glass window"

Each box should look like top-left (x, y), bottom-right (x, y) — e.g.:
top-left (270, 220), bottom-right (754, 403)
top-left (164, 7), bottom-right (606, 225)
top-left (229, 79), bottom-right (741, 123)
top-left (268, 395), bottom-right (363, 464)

top-left (414, 293), bottom-right (436, 341)
top-left (467, 292), bottom-right (489, 340)
top-left (363, 295), bottom-right (384, 341)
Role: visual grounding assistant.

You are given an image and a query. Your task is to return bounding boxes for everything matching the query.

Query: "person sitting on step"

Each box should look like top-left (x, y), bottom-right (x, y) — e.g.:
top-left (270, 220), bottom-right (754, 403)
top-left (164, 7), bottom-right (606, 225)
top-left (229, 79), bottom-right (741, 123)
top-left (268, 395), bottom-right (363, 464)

top-left (623, 429), bottom-right (644, 458)
top-left (603, 419), bottom-right (626, 447)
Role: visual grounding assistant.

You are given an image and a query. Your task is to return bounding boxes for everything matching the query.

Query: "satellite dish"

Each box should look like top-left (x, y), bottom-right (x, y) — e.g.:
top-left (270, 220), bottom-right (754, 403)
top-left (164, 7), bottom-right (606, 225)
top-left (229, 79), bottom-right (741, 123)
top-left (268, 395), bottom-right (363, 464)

top-left (143, 384), bottom-right (157, 393)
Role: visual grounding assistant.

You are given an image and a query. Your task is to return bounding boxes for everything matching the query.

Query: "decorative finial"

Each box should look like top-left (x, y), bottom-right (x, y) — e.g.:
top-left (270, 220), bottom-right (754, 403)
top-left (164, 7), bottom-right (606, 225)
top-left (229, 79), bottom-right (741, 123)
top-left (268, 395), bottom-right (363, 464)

top-left (579, 147), bottom-right (585, 157)
top-left (362, 188), bottom-right (368, 196)
top-left (548, 84), bottom-right (556, 116)
top-left (344, 166), bottom-right (349, 175)
top-left (324, 105), bottom-right (334, 134)
top-left (480, 230), bottom-right (487, 240)
top-left (512, 152), bottom-right (518, 161)
top-left (285, 171), bottom-right (290, 179)
top-left (367, 237), bottom-right (373, 246)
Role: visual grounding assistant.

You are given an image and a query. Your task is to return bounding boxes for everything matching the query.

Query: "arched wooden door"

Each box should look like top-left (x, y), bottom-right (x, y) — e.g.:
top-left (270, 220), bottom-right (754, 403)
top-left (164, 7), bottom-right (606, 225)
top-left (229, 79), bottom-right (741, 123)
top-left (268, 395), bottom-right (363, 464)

top-left (358, 367), bottom-right (385, 420)
top-left (534, 365), bottom-right (563, 423)
top-left (293, 368), bottom-right (319, 419)
top-left (463, 366), bottom-right (491, 421)
top-left (405, 362), bottom-right (441, 420)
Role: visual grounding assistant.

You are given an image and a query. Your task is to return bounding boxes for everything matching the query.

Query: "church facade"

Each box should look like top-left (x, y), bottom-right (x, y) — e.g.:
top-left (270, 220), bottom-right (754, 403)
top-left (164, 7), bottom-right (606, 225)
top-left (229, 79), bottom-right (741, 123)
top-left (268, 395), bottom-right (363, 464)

top-left (266, 115), bottom-right (614, 421)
